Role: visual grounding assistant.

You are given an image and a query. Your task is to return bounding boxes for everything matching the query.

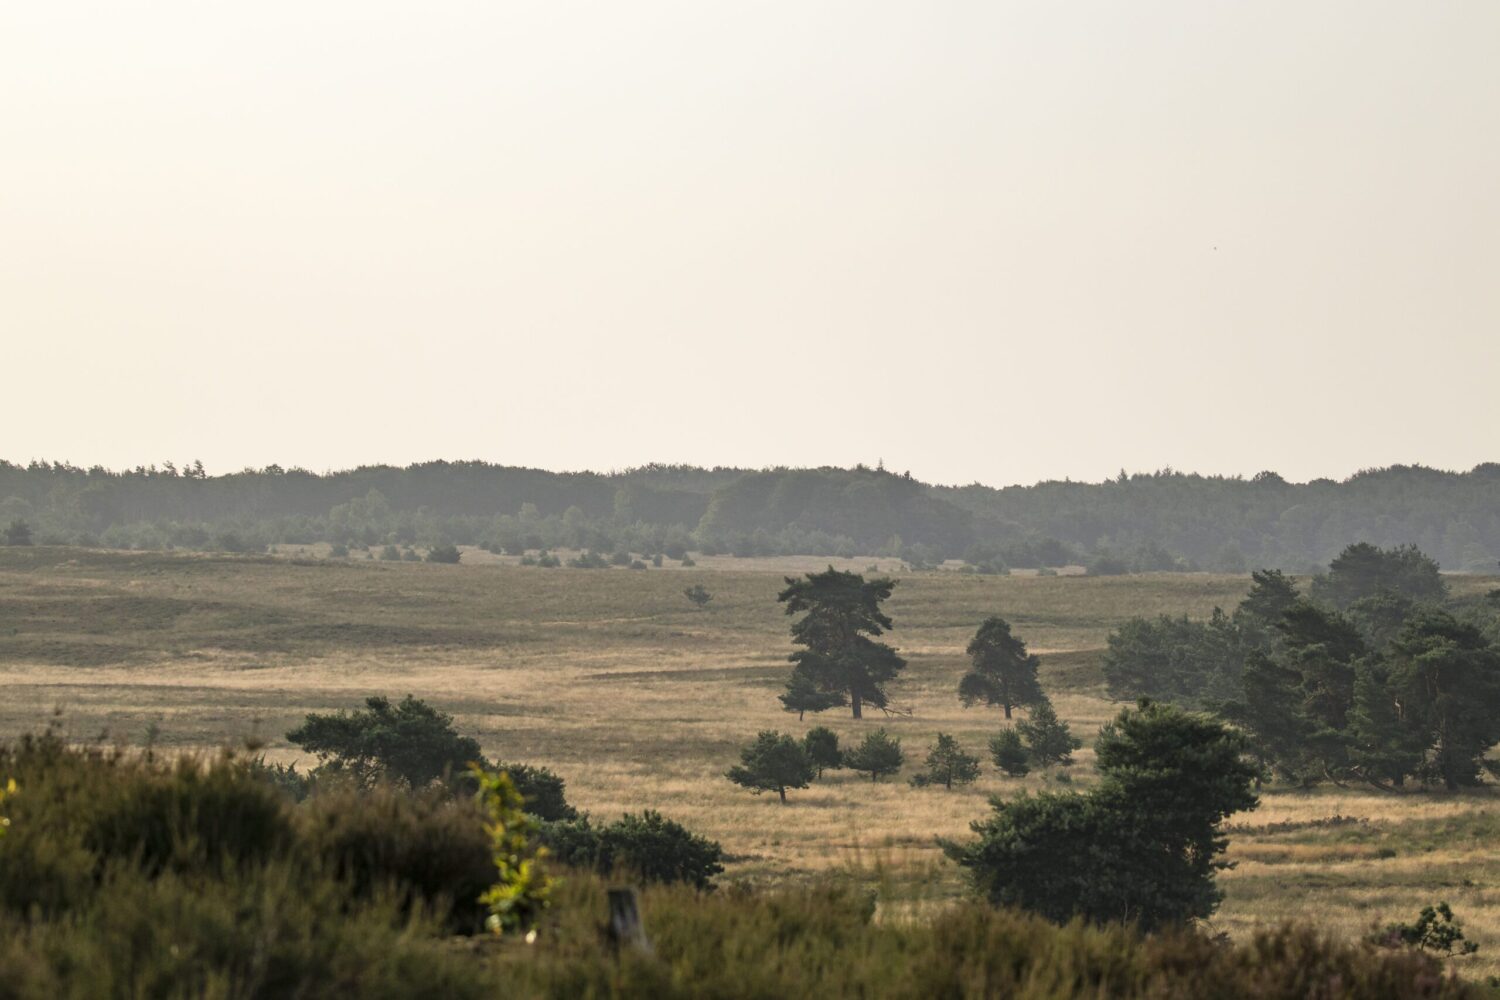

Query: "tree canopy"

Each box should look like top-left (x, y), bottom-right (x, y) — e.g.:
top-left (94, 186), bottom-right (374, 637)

top-left (959, 616), bottom-right (1043, 719)
top-left (778, 568), bottom-right (905, 719)
top-left (725, 731), bottom-right (815, 803)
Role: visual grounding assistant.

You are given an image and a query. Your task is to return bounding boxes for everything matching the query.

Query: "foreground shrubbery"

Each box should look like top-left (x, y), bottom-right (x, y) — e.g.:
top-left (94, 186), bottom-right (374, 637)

top-left (0, 735), bottom-right (1479, 998)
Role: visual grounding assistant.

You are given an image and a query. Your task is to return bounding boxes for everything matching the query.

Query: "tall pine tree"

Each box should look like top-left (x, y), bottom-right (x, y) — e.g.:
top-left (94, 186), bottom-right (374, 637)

top-left (778, 568), bottom-right (905, 719)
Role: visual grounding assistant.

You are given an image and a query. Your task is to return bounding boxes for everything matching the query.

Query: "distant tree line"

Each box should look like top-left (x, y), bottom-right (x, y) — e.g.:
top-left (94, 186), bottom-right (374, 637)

top-left (3, 459), bottom-right (1499, 571)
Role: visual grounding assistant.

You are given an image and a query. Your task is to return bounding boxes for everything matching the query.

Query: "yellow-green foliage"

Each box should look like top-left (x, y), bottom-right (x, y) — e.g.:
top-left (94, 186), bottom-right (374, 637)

top-left (472, 763), bottom-right (553, 934)
top-left (0, 777), bottom-right (15, 840)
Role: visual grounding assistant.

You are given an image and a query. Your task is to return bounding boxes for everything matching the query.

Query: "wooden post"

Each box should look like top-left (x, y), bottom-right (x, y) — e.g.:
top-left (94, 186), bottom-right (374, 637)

top-left (607, 887), bottom-right (652, 955)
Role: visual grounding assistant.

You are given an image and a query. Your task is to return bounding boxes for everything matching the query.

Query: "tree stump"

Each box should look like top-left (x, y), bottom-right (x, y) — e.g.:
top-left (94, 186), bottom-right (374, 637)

top-left (607, 887), bottom-right (652, 955)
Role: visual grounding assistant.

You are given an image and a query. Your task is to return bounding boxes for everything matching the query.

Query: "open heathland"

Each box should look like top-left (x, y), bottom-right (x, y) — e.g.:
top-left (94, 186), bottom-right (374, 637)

top-left (2, 546), bottom-right (1498, 982)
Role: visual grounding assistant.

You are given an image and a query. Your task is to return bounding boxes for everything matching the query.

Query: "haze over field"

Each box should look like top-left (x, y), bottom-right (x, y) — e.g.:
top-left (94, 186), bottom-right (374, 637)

top-left (3, 2), bottom-right (1498, 485)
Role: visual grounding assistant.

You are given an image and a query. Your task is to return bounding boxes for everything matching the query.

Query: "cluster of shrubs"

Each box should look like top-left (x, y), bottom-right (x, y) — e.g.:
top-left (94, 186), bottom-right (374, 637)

top-left (0, 726), bottom-right (1477, 996)
top-left (726, 713), bottom-right (1084, 802)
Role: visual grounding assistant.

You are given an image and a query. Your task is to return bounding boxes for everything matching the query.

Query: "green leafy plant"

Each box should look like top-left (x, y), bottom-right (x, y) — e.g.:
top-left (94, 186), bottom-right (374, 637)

top-left (470, 764), bottom-right (552, 935)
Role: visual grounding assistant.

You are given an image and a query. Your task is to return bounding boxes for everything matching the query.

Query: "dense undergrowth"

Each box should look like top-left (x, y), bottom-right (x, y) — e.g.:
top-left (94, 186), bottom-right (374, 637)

top-left (0, 735), bottom-right (1479, 999)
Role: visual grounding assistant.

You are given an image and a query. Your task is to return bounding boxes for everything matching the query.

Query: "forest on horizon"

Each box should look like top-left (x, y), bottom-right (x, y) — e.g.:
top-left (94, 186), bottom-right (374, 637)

top-left (2, 458), bottom-right (1498, 574)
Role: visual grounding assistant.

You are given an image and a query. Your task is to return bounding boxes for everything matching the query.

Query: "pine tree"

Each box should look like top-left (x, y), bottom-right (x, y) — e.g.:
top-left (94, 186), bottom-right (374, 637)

top-left (779, 668), bottom-right (846, 720)
top-left (1016, 700), bottom-right (1081, 767)
top-left (1386, 611), bottom-right (1500, 789)
top-left (1347, 661), bottom-right (1425, 787)
top-left (778, 568), bottom-right (905, 719)
top-left (1222, 650), bottom-right (1311, 782)
top-left (802, 726), bottom-right (844, 777)
top-left (912, 733), bottom-right (980, 789)
top-left (959, 616), bottom-right (1044, 719)
top-left (843, 728), bottom-right (905, 781)
top-left (725, 731), bottom-right (816, 803)
top-left (988, 728), bottom-right (1030, 777)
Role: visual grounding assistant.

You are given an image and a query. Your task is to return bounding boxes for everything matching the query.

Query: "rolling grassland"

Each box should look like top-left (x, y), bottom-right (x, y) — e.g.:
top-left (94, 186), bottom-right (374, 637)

top-left (2, 546), bottom-right (1497, 980)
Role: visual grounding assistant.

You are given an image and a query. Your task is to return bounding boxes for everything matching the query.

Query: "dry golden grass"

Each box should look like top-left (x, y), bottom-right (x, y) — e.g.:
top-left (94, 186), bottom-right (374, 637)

top-left (3, 546), bottom-right (1498, 977)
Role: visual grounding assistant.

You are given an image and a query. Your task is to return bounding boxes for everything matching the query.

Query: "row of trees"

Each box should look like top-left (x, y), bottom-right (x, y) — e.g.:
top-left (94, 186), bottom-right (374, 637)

top-left (1103, 543), bottom-right (1500, 789)
top-left (8, 458), bottom-right (1499, 570)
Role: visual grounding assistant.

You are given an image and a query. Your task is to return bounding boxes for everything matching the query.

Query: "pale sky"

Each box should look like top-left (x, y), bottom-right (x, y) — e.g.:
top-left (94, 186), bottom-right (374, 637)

top-left (3, 2), bottom-right (1497, 486)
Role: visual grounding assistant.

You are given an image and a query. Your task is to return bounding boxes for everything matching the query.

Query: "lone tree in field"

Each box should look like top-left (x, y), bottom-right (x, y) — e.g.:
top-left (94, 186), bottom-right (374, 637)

top-left (1017, 700), bottom-right (1081, 767)
top-left (683, 584), bottom-right (713, 609)
top-left (843, 728), bottom-right (905, 781)
top-left (726, 730), bottom-right (815, 803)
top-left (912, 733), bottom-right (981, 789)
top-left (778, 567), bottom-right (905, 719)
top-left (802, 726), bottom-right (844, 777)
top-left (959, 616), bottom-right (1044, 719)
top-left (779, 668), bottom-right (846, 720)
top-left (988, 729), bottom-right (1030, 777)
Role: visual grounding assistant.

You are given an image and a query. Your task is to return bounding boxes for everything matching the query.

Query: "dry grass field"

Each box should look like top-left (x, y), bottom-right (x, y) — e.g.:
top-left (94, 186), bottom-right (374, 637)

top-left (3, 546), bottom-right (1498, 979)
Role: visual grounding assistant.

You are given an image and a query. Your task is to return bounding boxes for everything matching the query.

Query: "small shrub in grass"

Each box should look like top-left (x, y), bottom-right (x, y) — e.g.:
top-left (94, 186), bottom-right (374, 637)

top-left (681, 555), bottom-right (696, 567)
top-left (610, 550), bottom-right (633, 567)
top-left (1369, 902), bottom-right (1479, 956)
top-left (426, 543), bottom-right (461, 564)
top-left (802, 726), bottom-right (843, 777)
top-left (684, 583), bottom-right (713, 608)
top-left (545, 811), bottom-right (724, 889)
top-left (401, 548), bottom-right (421, 562)
top-left (568, 550), bottom-right (609, 569)
top-left (298, 782), bottom-right (494, 931)
top-left (989, 729), bottom-right (1030, 777)
top-left (379, 543), bottom-right (401, 560)
top-left (651, 553), bottom-right (663, 567)
top-left (844, 729), bottom-right (904, 782)
top-left (726, 731), bottom-right (815, 803)
top-left (328, 542), bottom-right (349, 558)
top-left (629, 559), bottom-right (647, 570)
top-left (1017, 700), bottom-right (1081, 767)
top-left (596, 812), bottom-right (724, 889)
top-left (911, 733), bottom-right (980, 789)
top-left (536, 550), bottom-right (561, 568)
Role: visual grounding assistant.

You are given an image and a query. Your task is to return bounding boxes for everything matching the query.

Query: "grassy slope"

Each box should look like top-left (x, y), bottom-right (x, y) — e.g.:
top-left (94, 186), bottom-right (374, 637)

top-left (2, 546), bottom-right (1497, 979)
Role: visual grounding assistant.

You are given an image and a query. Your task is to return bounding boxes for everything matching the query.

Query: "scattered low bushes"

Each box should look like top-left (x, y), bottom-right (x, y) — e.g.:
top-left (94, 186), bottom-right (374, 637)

top-left (0, 734), bottom-right (1478, 997)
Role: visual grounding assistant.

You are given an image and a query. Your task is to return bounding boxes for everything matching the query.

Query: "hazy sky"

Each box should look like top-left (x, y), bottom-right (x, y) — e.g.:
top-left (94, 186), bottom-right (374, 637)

top-left (3, 2), bottom-right (1496, 487)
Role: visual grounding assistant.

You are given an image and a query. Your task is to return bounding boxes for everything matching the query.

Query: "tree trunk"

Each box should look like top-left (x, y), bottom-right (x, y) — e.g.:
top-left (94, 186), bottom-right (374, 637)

top-left (851, 691), bottom-right (863, 719)
top-left (778, 786), bottom-right (787, 803)
top-left (1003, 703), bottom-right (1012, 720)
